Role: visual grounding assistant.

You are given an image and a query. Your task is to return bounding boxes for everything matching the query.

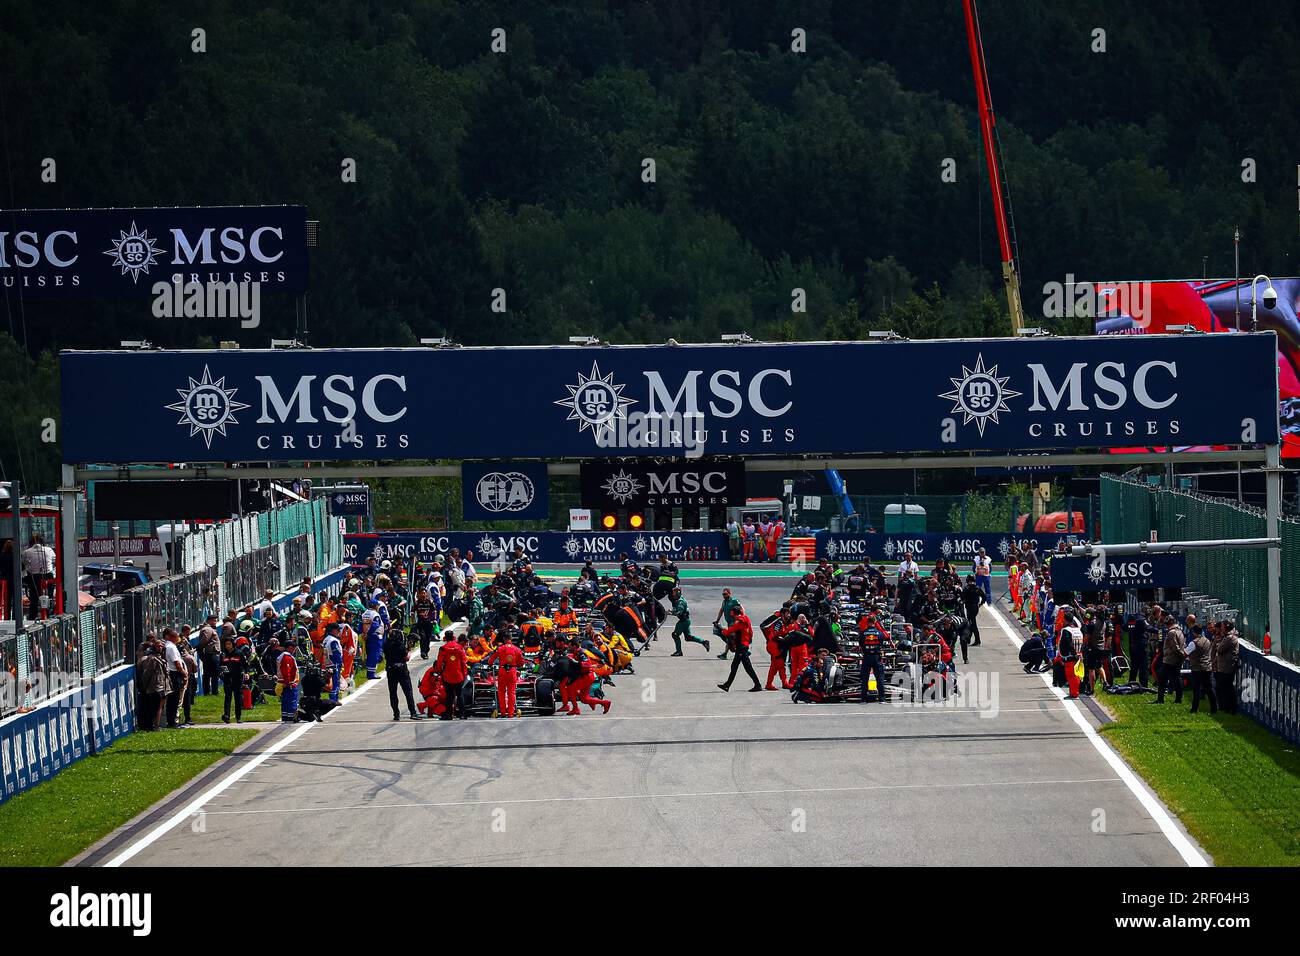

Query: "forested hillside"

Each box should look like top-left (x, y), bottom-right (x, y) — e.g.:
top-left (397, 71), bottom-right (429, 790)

top-left (2, 0), bottom-right (1297, 488)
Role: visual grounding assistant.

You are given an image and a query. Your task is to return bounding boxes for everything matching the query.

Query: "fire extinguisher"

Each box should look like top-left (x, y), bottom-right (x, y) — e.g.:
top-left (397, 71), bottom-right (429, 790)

top-left (1263, 630), bottom-right (1272, 655)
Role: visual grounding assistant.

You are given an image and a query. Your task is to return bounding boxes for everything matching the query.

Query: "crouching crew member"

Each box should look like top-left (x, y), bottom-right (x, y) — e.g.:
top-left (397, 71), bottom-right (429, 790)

top-left (559, 645), bottom-right (611, 715)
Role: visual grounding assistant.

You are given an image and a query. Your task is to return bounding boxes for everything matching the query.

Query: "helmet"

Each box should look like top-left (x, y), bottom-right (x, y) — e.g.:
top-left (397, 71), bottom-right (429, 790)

top-left (380, 560), bottom-right (392, 571)
top-left (297, 610), bottom-right (313, 623)
top-left (238, 618), bottom-right (255, 635)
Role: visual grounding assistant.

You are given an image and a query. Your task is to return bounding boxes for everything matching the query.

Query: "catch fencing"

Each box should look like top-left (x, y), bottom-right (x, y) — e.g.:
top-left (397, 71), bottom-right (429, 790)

top-left (2, 500), bottom-right (345, 720)
top-left (178, 498), bottom-right (343, 611)
top-left (1101, 474), bottom-right (1299, 664)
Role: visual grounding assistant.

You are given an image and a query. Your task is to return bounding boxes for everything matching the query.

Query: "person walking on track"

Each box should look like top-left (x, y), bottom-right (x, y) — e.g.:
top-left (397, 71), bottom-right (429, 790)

top-left (717, 605), bottom-right (763, 693)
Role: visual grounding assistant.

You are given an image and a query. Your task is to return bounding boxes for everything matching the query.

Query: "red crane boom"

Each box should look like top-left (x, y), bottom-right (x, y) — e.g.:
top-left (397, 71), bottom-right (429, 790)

top-left (962, 0), bottom-right (1026, 333)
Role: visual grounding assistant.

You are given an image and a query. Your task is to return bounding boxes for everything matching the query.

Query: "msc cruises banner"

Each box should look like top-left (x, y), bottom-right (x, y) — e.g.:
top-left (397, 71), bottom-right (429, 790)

top-left (580, 459), bottom-right (746, 509)
top-left (816, 531), bottom-right (1074, 564)
top-left (1049, 552), bottom-right (1187, 591)
top-left (60, 334), bottom-right (1280, 463)
top-left (1, 205), bottom-right (308, 295)
top-left (346, 531), bottom-right (729, 565)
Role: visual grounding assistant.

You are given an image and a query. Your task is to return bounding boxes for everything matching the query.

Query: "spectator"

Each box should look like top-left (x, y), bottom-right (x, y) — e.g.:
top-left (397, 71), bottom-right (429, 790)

top-left (1, 540), bottom-right (14, 613)
top-left (1187, 622), bottom-right (1217, 714)
top-left (178, 624), bottom-right (198, 725)
top-left (1153, 610), bottom-right (1187, 705)
top-left (161, 627), bottom-right (188, 728)
top-left (1126, 611), bottom-right (1149, 688)
top-left (972, 548), bottom-right (993, 605)
top-left (1212, 622), bottom-right (1241, 715)
top-left (136, 638), bottom-right (169, 731)
top-left (198, 614), bottom-right (222, 695)
top-left (21, 534), bottom-right (56, 614)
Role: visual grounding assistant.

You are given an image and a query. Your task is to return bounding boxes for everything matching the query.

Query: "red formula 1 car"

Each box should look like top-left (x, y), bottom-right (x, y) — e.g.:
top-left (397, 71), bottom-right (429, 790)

top-left (463, 659), bottom-right (560, 717)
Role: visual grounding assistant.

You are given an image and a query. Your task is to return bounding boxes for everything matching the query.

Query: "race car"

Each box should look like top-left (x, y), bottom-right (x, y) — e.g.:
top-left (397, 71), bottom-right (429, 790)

top-left (462, 658), bottom-right (560, 717)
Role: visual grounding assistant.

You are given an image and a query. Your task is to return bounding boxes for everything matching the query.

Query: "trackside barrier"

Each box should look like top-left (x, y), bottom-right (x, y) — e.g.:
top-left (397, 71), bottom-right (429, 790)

top-left (1237, 641), bottom-right (1300, 747)
top-left (0, 663), bottom-right (135, 806)
top-left (0, 559), bottom-right (350, 804)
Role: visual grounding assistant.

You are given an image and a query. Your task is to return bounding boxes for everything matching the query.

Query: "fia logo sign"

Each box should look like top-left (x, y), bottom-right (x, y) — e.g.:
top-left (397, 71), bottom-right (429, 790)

top-left (474, 472), bottom-right (536, 513)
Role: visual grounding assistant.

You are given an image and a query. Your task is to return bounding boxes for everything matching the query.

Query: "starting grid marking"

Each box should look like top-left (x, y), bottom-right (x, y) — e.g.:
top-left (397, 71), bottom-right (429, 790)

top-left (195, 775), bottom-right (1127, 816)
top-left (317, 705), bottom-right (1063, 726)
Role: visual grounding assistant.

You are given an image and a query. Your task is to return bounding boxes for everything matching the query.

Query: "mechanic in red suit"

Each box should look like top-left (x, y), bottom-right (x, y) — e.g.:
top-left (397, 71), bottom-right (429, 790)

top-left (760, 606), bottom-right (793, 690)
top-left (785, 614), bottom-right (814, 684)
top-left (717, 605), bottom-right (763, 692)
top-left (433, 632), bottom-right (469, 721)
top-left (484, 631), bottom-right (525, 718)
top-left (561, 645), bottom-right (610, 715)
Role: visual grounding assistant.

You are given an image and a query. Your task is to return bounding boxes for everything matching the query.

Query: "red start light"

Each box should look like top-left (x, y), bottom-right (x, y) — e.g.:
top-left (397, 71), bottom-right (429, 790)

top-left (629, 513), bottom-right (645, 529)
top-left (602, 514), bottom-right (618, 529)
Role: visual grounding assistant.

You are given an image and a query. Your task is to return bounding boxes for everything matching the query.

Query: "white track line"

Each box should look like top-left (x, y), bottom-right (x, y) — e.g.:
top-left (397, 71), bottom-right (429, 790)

top-left (101, 670), bottom-right (388, 867)
top-left (321, 705), bottom-right (1056, 725)
top-left (986, 603), bottom-right (1208, 867)
top-left (200, 776), bottom-right (1123, 816)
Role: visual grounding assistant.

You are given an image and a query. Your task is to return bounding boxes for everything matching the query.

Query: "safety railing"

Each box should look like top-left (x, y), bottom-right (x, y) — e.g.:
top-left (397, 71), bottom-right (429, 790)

top-left (1102, 474), bottom-right (1298, 664)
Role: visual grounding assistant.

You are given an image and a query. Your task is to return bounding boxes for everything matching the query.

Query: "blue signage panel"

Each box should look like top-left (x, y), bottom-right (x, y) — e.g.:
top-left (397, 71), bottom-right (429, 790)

top-left (327, 489), bottom-right (370, 516)
top-left (60, 334), bottom-right (1279, 464)
top-left (1238, 643), bottom-right (1300, 747)
top-left (1049, 552), bottom-right (1186, 591)
top-left (346, 531), bottom-right (728, 565)
top-left (462, 462), bottom-right (550, 521)
top-left (816, 531), bottom-right (1074, 565)
top-left (2, 205), bottom-right (308, 295)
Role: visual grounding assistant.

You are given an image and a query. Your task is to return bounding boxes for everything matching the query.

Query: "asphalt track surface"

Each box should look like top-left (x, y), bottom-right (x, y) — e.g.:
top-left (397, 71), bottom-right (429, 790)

top-left (85, 570), bottom-right (1205, 867)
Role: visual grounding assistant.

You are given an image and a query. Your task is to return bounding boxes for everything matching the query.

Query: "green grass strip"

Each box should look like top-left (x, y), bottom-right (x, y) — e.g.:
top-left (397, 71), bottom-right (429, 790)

top-left (1096, 692), bottom-right (1300, 866)
top-left (0, 727), bottom-right (257, 866)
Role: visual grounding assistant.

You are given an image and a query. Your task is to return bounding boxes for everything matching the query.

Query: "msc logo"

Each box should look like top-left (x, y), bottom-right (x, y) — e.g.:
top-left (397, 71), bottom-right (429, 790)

top-left (600, 469), bottom-right (643, 504)
top-left (474, 472), bottom-right (536, 513)
top-left (940, 354), bottom-right (1021, 436)
top-left (555, 362), bottom-right (635, 433)
top-left (1086, 560), bottom-right (1108, 585)
top-left (166, 366), bottom-right (250, 448)
top-left (103, 222), bottom-right (164, 284)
